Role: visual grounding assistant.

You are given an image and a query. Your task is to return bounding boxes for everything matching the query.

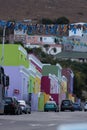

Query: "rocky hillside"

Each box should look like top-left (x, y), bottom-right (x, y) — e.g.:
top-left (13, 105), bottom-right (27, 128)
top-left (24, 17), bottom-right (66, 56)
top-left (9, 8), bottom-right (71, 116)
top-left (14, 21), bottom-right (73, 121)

top-left (0, 0), bottom-right (87, 23)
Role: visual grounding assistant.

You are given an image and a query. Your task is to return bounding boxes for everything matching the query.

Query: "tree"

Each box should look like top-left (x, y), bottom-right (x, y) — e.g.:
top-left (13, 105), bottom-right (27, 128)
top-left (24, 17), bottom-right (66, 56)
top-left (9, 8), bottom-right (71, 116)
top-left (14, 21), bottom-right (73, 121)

top-left (40, 18), bottom-right (53, 24)
top-left (24, 46), bottom-right (87, 100)
top-left (55, 17), bottom-right (70, 24)
top-left (43, 44), bottom-right (50, 51)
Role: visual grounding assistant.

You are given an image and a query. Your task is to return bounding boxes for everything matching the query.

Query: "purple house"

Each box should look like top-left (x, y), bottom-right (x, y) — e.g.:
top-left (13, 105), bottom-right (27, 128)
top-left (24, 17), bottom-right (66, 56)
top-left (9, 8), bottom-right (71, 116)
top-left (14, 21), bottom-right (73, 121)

top-left (4, 66), bottom-right (29, 102)
top-left (62, 68), bottom-right (74, 94)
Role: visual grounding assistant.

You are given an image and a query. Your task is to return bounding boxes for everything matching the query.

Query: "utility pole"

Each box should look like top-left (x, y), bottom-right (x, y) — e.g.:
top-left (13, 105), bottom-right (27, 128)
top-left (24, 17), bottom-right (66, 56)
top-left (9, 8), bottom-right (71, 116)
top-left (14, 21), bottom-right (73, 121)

top-left (1, 25), bottom-right (6, 66)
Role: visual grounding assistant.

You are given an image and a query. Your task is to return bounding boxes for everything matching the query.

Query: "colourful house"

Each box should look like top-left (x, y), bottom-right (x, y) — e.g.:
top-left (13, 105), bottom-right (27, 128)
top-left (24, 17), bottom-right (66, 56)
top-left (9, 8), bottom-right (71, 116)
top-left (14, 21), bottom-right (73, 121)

top-left (4, 66), bottom-right (29, 101)
top-left (62, 68), bottom-right (74, 99)
top-left (60, 75), bottom-right (67, 101)
top-left (41, 64), bottom-right (62, 105)
top-left (0, 44), bottom-right (30, 102)
top-left (0, 44), bottom-right (29, 68)
top-left (28, 54), bottom-right (43, 111)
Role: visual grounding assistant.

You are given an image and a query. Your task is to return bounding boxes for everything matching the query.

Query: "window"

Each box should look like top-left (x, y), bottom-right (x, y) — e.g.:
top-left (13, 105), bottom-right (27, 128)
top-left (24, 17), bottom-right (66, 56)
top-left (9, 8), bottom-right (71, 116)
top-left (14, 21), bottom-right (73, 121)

top-left (40, 37), bottom-right (42, 41)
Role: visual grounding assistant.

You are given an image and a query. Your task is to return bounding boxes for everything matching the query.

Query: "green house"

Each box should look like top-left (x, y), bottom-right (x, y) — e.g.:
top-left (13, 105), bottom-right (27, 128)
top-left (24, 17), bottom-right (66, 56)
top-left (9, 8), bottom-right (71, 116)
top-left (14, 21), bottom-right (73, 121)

top-left (0, 44), bottom-right (29, 68)
top-left (42, 64), bottom-right (62, 80)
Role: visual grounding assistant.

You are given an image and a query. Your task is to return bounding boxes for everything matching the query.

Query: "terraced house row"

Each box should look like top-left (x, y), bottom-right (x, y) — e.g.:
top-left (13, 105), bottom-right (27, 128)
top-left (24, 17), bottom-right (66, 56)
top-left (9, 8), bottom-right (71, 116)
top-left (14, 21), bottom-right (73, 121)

top-left (0, 44), bottom-right (75, 111)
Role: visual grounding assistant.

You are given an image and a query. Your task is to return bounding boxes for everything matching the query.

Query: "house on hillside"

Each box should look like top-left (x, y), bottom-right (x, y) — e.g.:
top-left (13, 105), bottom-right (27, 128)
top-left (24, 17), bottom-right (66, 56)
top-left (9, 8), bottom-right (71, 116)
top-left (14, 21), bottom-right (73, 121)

top-left (25, 35), bottom-right (62, 55)
top-left (14, 28), bottom-right (27, 43)
top-left (25, 35), bottom-right (55, 46)
top-left (69, 22), bottom-right (87, 37)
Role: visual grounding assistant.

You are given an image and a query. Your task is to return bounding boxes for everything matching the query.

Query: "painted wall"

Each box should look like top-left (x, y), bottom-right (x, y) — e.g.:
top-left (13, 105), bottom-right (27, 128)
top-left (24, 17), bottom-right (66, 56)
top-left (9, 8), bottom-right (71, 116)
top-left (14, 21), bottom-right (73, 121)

top-left (4, 66), bottom-right (29, 101)
top-left (50, 76), bottom-right (59, 94)
top-left (28, 54), bottom-right (42, 94)
top-left (41, 76), bottom-right (60, 104)
top-left (61, 76), bottom-right (67, 93)
top-left (38, 93), bottom-right (44, 111)
top-left (42, 64), bottom-right (62, 80)
top-left (28, 76), bottom-right (35, 93)
top-left (26, 35), bottom-right (55, 45)
top-left (62, 68), bottom-right (74, 94)
top-left (50, 94), bottom-right (59, 105)
top-left (31, 93), bottom-right (38, 111)
top-left (0, 44), bottom-right (29, 68)
top-left (69, 23), bottom-right (87, 37)
top-left (41, 76), bottom-right (50, 94)
top-left (44, 93), bottom-right (50, 104)
top-left (60, 93), bottom-right (66, 101)
top-left (34, 76), bottom-right (41, 93)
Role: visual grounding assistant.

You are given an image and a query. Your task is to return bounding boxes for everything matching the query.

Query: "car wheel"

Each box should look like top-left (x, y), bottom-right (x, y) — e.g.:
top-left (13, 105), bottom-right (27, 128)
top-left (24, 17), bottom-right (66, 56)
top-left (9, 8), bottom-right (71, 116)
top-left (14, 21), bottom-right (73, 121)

top-left (25, 110), bottom-right (28, 114)
top-left (16, 109), bottom-right (21, 115)
top-left (61, 109), bottom-right (64, 112)
top-left (13, 110), bottom-right (17, 115)
top-left (28, 111), bottom-right (31, 114)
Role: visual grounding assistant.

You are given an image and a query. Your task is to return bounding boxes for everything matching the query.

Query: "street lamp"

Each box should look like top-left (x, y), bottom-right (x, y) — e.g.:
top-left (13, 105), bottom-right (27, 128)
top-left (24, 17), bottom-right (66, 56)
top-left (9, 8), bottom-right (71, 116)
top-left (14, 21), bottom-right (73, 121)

top-left (1, 25), bottom-right (6, 65)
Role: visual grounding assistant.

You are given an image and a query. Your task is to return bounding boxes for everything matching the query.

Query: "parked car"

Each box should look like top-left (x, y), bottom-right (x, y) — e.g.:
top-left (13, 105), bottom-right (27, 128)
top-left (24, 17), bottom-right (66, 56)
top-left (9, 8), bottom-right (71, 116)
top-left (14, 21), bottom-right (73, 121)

top-left (73, 102), bottom-right (82, 111)
top-left (44, 101), bottom-right (59, 112)
top-left (18, 100), bottom-right (31, 114)
top-left (60, 99), bottom-right (74, 111)
top-left (4, 97), bottom-right (22, 115)
top-left (84, 101), bottom-right (87, 111)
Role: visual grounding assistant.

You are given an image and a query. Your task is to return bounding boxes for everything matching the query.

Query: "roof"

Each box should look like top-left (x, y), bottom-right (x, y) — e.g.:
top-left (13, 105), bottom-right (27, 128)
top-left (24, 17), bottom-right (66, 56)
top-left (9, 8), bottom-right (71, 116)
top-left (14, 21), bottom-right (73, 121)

top-left (42, 65), bottom-right (61, 76)
top-left (55, 51), bottom-right (87, 59)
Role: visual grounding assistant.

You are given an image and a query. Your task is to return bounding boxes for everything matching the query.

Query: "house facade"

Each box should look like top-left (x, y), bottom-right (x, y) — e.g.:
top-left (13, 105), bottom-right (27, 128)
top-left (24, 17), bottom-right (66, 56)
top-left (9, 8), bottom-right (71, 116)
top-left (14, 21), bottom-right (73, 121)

top-left (0, 44), bottom-right (30, 102)
top-left (69, 22), bottom-right (87, 37)
top-left (28, 54), bottom-right (43, 111)
top-left (62, 68), bottom-right (74, 101)
top-left (41, 64), bottom-right (62, 105)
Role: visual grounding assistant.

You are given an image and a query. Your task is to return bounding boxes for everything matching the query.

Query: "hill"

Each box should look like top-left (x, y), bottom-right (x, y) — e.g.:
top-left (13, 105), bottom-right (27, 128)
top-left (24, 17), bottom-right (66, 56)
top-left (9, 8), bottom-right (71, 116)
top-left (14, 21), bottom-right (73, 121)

top-left (0, 0), bottom-right (87, 23)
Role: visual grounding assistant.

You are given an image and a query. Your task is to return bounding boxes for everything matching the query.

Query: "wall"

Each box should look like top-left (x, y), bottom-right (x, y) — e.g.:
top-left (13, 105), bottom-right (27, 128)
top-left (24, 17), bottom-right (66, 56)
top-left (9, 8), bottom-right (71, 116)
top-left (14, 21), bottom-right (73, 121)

top-left (25, 35), bottom-right (55, 45)
top-left (4, 66), bottom-right (29, 101)
top-left (41, 76), bottom-right (50, 94)
top-left (0, 44), bottom-right (29, 68)
top-left (38, 93), bottom-right (44, 111)
top-left (31, 93), bottom-right (38, 111)
top-left (62, 68), bottom-right (74, 94)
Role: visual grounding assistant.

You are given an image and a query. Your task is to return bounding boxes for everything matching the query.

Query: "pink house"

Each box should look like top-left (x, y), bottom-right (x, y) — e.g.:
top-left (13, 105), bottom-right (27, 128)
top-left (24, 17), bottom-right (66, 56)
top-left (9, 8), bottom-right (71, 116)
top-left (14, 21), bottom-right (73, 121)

top-left (25, 35), bottom-right (55, 45)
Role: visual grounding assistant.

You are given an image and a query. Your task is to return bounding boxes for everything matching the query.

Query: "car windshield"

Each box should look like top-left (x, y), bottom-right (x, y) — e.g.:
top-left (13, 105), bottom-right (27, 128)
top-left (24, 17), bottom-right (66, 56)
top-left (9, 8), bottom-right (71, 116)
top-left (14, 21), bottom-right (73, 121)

top-left (62, 101), bottom-right (71, 105)
top-left (45, 103), bottom-right (55, 107)
top-left (4, 98), bottom-right (12, 103)
top-left (74, 103), bottom-right (80, 106)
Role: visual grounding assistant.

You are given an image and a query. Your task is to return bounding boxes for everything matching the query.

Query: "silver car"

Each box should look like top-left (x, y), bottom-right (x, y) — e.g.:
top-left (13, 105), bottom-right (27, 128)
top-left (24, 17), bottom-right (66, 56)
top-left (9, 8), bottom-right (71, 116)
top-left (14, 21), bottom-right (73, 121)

top-left (84, 102), bottom-right (87, 111)
top-left (18, 100), bottom-right (31, 114)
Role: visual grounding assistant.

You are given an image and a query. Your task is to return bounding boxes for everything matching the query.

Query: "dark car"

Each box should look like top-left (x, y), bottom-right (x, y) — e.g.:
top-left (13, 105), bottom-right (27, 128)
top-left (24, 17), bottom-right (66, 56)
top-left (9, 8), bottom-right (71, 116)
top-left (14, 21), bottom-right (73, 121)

top-left (73, 102), bottom-right (82, 111)
top-left (4, 97), bottom-right (22, 115)
top-left (60, 99), bottom-right (74, 111)
top-left (44, 101), bottom-right (59, 112)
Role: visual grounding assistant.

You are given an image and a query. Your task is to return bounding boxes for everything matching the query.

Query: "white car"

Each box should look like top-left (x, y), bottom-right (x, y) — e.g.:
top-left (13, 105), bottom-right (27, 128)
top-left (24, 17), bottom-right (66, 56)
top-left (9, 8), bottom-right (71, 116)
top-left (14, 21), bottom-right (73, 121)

top-left (84, 102), bottom-right (87, 111)
top-left (18, 100), bottom-right (31, 114)
top-left (18, 100), bottom-right (26, 106)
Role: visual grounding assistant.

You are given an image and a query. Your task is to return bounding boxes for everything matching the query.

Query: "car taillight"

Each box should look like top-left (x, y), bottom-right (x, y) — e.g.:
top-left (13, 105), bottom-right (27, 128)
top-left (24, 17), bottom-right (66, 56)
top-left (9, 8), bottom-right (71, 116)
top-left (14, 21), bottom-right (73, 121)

top-left (11, 103), bottom-right (15, 107)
